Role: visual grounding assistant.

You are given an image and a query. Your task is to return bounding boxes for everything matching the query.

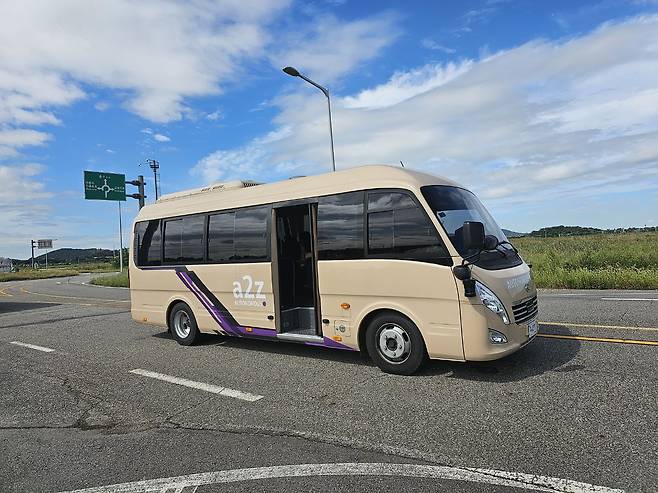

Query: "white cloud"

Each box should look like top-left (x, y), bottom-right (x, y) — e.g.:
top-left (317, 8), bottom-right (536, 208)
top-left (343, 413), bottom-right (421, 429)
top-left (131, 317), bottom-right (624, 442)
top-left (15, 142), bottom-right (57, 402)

top-left (272, 12), bottom-right (401, 82)
top-left (153, 133), bottom-right (171, 142)
top-left (0, 129), bottom-right (51, 157)
top-left (193, 15), bottom-right (658, 227)
top-left (0, 0), bottom-right (293, 159)
top-left (421, 38), bottom-right (456, 54)
top-left (206, 110), bottom-right (222, 121)
top-left (140, 128), bottom-right (153, 135)
top-left (342, 61), bottom-right (472, 109)
top-left (0, 0), bottom-right (291, 124)
top-left (0, 163), bottom-right (52, 204)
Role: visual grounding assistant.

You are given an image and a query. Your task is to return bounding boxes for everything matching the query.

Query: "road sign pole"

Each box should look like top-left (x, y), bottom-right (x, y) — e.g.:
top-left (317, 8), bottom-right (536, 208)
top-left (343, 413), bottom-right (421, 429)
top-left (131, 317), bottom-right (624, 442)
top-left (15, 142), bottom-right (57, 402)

top-left (118, 201), bottom-right (124, 273)
top-left (31, 240), bottom-right (35, 269)
top-left (45, 249), bottom-right (48, 270)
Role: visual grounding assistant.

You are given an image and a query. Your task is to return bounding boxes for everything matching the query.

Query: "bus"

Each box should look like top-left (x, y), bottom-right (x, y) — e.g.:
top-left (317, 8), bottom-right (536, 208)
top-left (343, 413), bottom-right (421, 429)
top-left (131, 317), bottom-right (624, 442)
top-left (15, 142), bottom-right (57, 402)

top-left (129, 165), bottom-right (538, 375)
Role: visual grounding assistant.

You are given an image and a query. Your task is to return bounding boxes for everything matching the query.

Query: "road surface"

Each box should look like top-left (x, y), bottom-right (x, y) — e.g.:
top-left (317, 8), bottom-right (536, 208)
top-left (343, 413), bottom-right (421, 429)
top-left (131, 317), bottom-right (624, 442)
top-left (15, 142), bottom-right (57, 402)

top-left (0, 274), bottom-right (656, 492)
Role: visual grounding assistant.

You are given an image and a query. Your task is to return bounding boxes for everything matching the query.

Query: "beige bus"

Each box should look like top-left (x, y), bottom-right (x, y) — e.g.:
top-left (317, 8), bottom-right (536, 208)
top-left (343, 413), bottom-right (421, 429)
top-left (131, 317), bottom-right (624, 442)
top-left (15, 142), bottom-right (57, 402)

top-left (129, 165), bottom-right (538, 375)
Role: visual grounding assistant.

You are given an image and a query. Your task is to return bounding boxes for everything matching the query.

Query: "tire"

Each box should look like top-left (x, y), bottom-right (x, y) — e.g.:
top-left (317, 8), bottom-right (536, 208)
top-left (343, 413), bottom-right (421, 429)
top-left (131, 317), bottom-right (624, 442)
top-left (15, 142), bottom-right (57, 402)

top-left (168, 302), bottom-right (200, 346)
top-left (365, 312), bottom-right (427, 375)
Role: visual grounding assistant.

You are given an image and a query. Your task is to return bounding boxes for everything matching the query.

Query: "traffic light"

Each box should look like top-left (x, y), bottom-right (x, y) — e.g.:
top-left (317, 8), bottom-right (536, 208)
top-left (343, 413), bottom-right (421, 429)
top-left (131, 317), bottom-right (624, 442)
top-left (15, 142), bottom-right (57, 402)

top-left (126, 175), bottom-right (147, 209)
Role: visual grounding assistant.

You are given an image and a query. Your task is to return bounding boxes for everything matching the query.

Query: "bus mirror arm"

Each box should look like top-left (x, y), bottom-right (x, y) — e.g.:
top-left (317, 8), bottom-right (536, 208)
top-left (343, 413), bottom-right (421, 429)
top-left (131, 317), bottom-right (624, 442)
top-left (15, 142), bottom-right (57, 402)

top-left (452, 259), bottom-right (479, 298)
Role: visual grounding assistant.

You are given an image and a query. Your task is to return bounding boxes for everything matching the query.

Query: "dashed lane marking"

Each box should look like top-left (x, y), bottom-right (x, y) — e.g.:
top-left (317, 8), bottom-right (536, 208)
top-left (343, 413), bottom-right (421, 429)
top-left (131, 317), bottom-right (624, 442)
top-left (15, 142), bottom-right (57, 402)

top-left (538, 334), bottom-right (658, 346)
top-left (129, 369), bottom-right (264, 402)
top-left (9, 341), bottom-right (55, 352)
top-left (540, 322), bottom-right (658, 332)
top-left (58, 462), bottom-right (624, 493)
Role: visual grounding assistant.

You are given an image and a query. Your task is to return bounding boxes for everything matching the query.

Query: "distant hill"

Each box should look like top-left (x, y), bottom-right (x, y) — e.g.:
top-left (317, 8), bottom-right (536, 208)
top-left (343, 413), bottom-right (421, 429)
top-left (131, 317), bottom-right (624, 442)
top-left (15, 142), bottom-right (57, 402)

top-left (527, 225), bottom-right (658, 237)
top-left (528, 225), bottom-right (602, 237)
top-left (502, 229), bottom-right (526, 238)
top-left (15, 248), bottom-right (118, 265)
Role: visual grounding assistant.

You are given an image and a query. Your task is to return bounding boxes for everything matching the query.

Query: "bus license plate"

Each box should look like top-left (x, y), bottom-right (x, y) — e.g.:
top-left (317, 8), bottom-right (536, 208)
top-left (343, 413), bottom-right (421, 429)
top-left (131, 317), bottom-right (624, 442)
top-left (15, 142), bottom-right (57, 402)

top-left (527, 319), bottom-right (538, 339)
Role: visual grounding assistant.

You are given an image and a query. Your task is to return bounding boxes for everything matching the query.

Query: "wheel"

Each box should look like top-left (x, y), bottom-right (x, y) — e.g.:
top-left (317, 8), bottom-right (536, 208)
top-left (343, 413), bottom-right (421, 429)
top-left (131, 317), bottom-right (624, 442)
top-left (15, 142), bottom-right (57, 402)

top-left (365, 313), bottom-right (427, 375)
top-left (168, 302), bottom-right (200, 346)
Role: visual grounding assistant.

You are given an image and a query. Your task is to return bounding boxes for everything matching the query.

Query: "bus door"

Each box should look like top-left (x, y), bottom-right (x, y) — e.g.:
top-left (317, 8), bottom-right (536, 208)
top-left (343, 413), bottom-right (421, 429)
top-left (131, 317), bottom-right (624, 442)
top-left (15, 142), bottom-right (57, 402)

top-left (272, 201), bottom-right (322, 338)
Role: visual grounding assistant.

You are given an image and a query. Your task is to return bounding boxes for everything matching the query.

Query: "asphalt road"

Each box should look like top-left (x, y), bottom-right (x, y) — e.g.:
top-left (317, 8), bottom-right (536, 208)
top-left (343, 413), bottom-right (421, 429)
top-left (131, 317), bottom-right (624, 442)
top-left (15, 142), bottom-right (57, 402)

top-left (0, 275), bottom-right (656, 492)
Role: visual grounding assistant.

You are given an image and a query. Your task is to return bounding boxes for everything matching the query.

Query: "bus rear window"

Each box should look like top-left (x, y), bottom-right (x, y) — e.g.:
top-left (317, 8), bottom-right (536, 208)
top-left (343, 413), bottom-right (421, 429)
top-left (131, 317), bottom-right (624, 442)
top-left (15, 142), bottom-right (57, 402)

top-left (134, 220), bottom-right (161, 266)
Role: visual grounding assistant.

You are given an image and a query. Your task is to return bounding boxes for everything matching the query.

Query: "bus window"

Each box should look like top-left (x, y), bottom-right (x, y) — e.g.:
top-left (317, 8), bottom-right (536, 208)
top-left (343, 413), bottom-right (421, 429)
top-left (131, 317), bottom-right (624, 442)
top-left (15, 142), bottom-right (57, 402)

top-left (135, 220), bottom-right (161, 266)
top-left (208, 211), bottom-right (235, 263)
top-left (317, 191), bottom-right (364, 260)
top-left (181, 215), bottom-right (205, 262)
top-left (234, 206), bottom-right (269, 261)
top-left (163, 218), bottom-right (183, 264)
top-left (163, 215), bottom-right (205, 264)
top-left (367, 191), bottom-right (449, 263)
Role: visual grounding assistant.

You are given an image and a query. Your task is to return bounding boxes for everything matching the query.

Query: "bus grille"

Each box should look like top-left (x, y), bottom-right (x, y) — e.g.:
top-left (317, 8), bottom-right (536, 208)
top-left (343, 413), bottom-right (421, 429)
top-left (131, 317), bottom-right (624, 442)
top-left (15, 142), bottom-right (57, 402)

top-left (512, 296), bottom-right (538, 324)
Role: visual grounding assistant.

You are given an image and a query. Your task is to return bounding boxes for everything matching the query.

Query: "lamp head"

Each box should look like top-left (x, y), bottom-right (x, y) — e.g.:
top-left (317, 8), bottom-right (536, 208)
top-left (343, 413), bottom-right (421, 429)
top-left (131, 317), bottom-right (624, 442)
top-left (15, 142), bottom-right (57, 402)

top-left (282, 66), bottom-right (300, 77)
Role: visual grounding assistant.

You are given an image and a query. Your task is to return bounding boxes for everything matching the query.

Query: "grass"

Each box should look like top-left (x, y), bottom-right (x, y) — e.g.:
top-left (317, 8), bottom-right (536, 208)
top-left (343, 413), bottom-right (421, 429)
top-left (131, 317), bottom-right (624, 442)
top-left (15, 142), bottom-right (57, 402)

top-left (514, 232), bottom-right (658, 289)
top-left (89, 271), bottom-right (129, 288)
top-left (0, 267), bottom-right (81, 282)
top-left (0, 262), bottom-right (119, 283)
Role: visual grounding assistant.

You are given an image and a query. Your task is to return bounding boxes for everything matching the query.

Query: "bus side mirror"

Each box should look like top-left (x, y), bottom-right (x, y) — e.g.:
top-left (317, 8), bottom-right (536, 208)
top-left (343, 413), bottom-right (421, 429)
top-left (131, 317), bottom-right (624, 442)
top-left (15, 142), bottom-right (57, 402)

top-left (462, 221), bottom-right (485, 251)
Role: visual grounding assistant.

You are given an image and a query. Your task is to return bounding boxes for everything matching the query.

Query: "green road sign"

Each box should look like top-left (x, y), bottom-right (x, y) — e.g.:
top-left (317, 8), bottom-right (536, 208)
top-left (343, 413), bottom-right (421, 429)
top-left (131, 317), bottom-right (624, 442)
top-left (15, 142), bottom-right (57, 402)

top-left (84, 171), bottom-right (126, 201)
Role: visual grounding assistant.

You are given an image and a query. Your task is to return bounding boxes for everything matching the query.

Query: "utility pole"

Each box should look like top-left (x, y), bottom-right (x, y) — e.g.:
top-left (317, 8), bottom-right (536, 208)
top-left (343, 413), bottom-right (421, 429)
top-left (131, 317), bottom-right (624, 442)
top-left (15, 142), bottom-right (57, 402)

top-left (145, 159), bottom-right (160, 200)
top-left (118, 201), bottom-right (124, 273)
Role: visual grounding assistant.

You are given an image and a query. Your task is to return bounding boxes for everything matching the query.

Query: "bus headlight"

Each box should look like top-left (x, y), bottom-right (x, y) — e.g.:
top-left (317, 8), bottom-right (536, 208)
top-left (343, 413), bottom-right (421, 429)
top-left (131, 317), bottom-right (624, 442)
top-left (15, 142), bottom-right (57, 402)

top-left (475, 282), bottom-right (510, 325)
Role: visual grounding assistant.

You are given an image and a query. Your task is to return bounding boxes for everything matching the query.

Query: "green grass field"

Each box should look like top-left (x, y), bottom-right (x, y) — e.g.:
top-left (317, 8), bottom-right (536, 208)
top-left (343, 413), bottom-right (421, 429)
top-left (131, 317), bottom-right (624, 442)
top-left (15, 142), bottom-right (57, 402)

top-left (0, 262), bottom-right (117, 283)
top-left (514, 232), bottom-right (658, 289)
top-left (89, 271), bottom-right (129, 287)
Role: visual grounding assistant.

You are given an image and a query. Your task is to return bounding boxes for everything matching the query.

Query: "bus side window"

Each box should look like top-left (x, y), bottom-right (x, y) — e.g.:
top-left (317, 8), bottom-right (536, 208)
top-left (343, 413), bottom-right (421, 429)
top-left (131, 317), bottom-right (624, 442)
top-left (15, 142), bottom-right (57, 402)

top-left (317, 191), bottom-right (365, 260)
top-left (234, 206), bottom-right (270, 261)
top-left (367, 192), bottom-right (450, 263)
top-left (208, 212), bottom-right (235, 263)
top-left (135, 219), bottom-right (161, 266)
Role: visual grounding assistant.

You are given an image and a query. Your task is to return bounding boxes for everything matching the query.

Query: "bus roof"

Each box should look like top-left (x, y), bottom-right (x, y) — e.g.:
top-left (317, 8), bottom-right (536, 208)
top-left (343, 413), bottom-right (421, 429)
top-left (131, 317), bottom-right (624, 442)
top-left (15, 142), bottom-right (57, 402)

top-left (135, 164), bottom-right (462, 221)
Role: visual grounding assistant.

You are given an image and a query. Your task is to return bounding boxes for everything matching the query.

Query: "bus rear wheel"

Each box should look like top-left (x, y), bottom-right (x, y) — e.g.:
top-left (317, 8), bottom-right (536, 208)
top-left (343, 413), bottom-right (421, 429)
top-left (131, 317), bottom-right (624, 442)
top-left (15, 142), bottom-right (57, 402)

top-left (169, 302), bottom-right (200, 346)
top-left (365, 313), bottom-right (427, 375)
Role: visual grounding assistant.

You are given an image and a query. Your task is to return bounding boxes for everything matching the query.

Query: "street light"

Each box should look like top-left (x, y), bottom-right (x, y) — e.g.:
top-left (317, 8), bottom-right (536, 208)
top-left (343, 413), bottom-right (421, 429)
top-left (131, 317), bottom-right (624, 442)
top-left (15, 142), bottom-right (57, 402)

top-left (282, 66), bottom-right (336, 172)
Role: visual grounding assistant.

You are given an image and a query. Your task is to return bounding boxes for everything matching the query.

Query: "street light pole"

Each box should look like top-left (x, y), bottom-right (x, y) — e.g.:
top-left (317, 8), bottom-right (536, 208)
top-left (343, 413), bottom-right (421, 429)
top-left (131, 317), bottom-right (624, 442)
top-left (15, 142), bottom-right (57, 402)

top-left (282, 66), bottom-right (336, 172)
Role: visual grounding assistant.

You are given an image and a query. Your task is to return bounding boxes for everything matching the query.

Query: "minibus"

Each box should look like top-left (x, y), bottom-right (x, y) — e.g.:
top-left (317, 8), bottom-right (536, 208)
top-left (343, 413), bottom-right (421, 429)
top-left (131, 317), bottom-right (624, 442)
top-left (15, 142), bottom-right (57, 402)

top-left (130, 165), bottom-right (537, 375)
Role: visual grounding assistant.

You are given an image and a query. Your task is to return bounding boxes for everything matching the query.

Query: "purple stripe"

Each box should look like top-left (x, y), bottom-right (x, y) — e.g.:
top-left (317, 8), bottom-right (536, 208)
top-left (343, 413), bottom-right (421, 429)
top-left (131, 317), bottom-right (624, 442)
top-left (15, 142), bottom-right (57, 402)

top-left (176, 272), bottom-right (237, 336)
top-left (236, 327), bottom-right (277, 338)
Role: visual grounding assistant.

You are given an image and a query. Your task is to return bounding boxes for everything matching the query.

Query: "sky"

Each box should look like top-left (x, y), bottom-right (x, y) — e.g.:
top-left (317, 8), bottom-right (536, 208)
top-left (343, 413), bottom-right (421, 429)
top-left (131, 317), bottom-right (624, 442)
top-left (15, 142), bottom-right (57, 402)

top-left (2, 0), bottom-right (658, 259)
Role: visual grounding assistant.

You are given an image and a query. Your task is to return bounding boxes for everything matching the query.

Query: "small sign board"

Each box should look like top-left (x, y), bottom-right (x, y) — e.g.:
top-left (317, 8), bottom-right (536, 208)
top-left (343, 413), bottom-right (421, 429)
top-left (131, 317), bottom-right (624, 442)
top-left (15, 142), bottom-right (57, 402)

top-left (84, 171), bottom-right (126, 201)
top-left (37, 239), bottom-right (53, 249)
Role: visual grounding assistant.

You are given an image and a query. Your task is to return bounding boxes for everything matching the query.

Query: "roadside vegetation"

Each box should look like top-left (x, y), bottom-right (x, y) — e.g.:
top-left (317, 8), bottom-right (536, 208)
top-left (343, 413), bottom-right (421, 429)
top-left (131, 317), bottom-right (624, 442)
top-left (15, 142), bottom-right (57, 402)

top-left (90, 271), bottom-right (129, 287)
top-left (514, 232), bottom-right (658, 289)
top-left (0, 261), bottom-right (117, 282)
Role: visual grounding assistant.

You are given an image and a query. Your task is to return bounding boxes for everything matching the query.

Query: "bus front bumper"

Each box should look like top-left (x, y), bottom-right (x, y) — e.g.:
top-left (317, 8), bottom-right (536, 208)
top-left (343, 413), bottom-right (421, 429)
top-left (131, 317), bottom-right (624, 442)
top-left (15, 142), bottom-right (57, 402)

top-left (460, 303), bottom-right (537, 361)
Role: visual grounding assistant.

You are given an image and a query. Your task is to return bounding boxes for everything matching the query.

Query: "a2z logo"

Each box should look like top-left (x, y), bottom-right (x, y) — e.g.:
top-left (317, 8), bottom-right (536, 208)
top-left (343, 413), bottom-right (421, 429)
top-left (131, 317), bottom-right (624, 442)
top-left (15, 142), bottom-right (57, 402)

top-left (233, 275), bottom-right (265, 300)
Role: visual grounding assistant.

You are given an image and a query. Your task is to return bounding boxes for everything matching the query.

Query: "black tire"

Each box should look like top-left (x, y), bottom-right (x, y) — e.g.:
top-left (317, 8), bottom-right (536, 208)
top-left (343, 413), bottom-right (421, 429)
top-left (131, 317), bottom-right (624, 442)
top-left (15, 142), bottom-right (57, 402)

top-left (168, 302), bottom-right (200, 346)
top-left (365, 312), bottom-right (427, 375)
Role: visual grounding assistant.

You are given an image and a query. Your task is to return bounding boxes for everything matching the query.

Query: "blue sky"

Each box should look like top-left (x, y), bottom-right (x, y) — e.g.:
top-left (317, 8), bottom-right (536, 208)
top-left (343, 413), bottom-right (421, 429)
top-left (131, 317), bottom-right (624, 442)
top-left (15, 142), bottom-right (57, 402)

top-left (2, 0), bottom-right (658, 259)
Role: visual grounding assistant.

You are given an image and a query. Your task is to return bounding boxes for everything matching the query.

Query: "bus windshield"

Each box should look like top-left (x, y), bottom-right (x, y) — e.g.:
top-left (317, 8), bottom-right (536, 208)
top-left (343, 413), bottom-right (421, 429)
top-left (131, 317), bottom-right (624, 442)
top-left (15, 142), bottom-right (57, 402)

top-left (421, 185), bottom-right (508, 256)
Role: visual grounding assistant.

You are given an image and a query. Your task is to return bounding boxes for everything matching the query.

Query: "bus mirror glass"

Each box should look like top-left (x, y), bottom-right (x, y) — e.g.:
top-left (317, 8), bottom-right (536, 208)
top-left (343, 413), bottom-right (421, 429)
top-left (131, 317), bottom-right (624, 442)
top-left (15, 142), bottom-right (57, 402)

top-left (462, 221), bottom-right (485, 252)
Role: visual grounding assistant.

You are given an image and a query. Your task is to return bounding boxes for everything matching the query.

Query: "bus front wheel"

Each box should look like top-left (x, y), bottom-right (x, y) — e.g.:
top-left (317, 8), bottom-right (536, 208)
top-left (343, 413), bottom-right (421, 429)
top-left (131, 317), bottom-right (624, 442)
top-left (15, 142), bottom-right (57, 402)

top-left (168, 302), bottom-right (200, 346)
top-left (365, 313), bottom-right (427, 375)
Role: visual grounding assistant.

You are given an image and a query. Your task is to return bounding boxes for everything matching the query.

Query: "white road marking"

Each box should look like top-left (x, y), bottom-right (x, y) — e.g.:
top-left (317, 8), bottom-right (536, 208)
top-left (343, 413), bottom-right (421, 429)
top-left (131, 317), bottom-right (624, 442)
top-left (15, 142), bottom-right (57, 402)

top-left (129, 369), bottom-right (263, 402)
top-left (601, 298), bottom-right (658, 302)
top-left (58, 462), bottom-right (624, 493)
top-left (9, 341), bottom-right (55, 353)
